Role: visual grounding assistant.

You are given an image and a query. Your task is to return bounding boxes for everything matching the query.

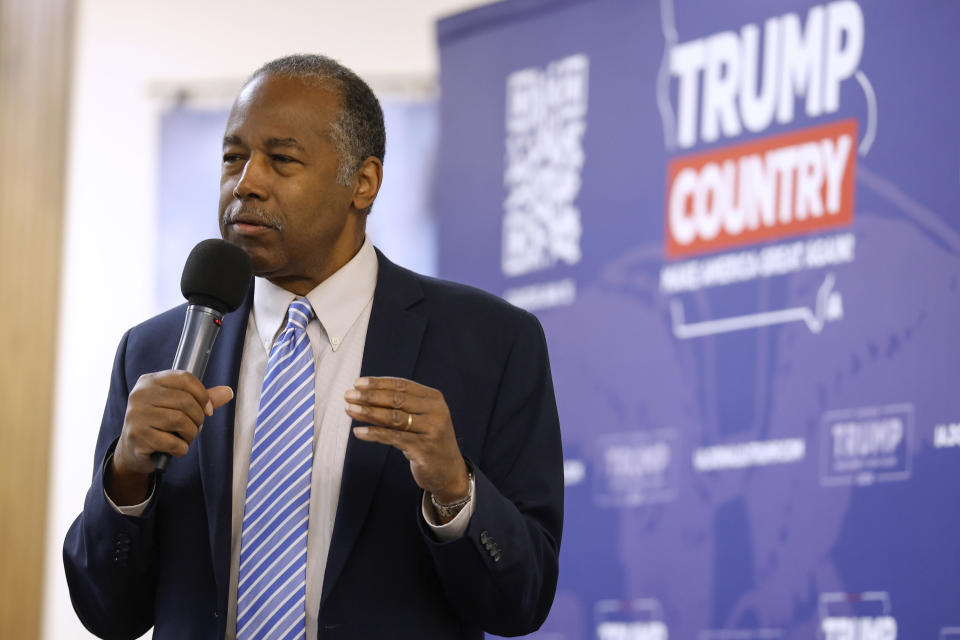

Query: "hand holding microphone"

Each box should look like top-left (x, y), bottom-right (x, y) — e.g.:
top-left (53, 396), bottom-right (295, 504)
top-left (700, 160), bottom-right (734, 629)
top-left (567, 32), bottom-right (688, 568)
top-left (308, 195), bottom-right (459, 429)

top-left (107, 240), bottom-right (251, 505)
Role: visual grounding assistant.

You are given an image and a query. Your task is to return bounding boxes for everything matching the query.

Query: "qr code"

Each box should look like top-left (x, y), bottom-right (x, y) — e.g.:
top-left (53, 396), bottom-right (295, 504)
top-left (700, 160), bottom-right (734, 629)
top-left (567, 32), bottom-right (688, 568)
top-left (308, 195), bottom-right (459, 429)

top-left (502, 54), bottom-right (589, 277)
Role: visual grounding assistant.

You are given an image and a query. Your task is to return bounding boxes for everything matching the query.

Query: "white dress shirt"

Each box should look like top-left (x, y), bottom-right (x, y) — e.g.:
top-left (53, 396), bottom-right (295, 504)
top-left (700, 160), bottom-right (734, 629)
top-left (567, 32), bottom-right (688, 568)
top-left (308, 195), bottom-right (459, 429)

top-left (107, 236), bottom-right (474, 640)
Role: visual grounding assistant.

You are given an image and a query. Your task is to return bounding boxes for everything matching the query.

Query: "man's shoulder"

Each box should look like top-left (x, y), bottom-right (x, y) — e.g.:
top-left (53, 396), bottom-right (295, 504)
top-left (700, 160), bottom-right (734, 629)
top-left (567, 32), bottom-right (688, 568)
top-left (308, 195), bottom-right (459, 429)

top-left (128, 303), bottom-right (190, 336)
top-left (119, 303), bottom-right (192, 359)
top-left (394, 263), bottom-right (536, 328)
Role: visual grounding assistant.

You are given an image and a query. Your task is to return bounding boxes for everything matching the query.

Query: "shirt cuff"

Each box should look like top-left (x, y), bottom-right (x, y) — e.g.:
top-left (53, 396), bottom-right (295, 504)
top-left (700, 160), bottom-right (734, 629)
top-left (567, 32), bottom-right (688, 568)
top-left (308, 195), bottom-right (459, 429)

top-left (421, 472), bottom-right (476, 541)
top-left (102, 452), bottom-right (155, 517)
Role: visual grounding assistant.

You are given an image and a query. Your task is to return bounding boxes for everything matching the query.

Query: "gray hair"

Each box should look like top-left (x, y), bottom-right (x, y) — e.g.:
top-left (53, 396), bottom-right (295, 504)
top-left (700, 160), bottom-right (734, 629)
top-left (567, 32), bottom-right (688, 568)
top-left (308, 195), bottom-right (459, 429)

top-left (248, 54), bottom-right (386, 211)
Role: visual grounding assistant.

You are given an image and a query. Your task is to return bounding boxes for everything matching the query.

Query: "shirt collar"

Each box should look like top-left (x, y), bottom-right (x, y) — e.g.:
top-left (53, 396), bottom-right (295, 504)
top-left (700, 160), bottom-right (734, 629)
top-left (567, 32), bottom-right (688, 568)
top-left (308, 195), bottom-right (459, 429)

top-left (252, 235), bottom-right (378, 353)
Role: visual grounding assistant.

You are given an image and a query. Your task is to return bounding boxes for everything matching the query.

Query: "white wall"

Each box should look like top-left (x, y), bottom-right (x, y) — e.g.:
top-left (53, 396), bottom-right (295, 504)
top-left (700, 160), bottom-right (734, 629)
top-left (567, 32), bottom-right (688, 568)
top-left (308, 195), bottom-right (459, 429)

top-left (43, 1), bottom-right (490, 637)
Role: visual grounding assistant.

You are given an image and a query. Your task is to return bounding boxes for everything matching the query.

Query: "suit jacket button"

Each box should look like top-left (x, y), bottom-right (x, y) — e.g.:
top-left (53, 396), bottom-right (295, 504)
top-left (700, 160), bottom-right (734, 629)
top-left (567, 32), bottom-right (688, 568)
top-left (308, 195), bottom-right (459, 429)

top-left (480, 531), bottom-right (490, 544)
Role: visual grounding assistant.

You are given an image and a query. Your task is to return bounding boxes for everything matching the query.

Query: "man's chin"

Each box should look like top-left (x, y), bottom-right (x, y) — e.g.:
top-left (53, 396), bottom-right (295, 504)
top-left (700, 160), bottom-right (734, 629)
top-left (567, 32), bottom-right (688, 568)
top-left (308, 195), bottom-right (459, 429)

top-left (222, 240), bottom-right (280, 277)
top-left (249, 258), bottom-right (284, 279)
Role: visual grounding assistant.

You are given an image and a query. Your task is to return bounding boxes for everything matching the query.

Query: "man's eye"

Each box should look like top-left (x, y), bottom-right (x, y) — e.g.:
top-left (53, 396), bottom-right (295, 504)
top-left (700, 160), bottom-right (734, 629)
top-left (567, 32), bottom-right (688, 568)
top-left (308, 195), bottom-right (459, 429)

top-left (223, 154), bottom-right (243, 163)
top-left (272, 154), bottom-right (295, 163)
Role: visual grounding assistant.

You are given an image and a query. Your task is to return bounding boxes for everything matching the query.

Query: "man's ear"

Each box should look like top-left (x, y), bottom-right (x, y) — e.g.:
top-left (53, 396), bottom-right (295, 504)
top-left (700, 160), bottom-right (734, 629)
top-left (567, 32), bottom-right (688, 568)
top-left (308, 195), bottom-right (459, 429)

top-left (352, 156), bottom-right (383, 212)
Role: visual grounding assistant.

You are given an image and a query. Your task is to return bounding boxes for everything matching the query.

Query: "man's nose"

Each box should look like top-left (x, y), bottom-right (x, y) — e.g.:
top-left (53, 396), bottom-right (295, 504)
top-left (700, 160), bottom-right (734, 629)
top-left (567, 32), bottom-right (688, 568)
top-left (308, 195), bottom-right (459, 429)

top-left (233, 155), bottom-right (269, 200)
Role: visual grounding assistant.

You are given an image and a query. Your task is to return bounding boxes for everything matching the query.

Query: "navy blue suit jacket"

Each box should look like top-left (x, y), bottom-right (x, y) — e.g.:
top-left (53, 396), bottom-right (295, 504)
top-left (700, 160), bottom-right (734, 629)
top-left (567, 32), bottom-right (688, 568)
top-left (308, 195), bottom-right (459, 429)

top-left (64, 251), bottom-right (563, 639)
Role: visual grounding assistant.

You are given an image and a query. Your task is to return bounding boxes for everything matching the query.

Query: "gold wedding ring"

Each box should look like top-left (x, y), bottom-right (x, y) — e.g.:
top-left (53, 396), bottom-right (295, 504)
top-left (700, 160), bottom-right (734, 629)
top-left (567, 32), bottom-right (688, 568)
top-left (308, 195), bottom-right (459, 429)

top-left (405, 412), bottom-right (413, 432)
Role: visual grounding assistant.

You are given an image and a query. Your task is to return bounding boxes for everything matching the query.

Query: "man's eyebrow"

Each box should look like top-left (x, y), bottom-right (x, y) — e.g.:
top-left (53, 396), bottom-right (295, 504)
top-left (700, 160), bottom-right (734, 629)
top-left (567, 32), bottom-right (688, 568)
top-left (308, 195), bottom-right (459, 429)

top-left (265, 137), bottom-right (306, 153)
top-left (222, 135), bottom-right (306, 153)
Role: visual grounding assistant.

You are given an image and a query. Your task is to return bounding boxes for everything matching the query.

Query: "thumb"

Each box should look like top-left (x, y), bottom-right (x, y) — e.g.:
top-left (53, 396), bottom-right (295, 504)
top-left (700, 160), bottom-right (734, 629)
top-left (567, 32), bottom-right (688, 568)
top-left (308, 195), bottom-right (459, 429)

top-left (207, 386), bottom-right (235, 412)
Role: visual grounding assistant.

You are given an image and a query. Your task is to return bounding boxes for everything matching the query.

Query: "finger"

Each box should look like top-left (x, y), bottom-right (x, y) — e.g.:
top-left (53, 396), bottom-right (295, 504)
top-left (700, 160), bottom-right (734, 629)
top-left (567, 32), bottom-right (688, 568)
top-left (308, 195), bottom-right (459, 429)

top-left (352, 425), bottom-right (418, 451)
top-left (207, 386), bottom-right (235, 412)
top-left (154, 370), bottom-right (213, 414)
top-left (143, 407), bottom-right (201, 444)
top-left (147, 387), bottom-right (207, 426)
top-left (345, 403), bottom-right (428, 433)
top-left (129, 423), bottom-right (192, 459)
top-left (343, 387), bottom-right (434, 414)
top-left (354, 377), bottom-right (436, 399)
top-left (146, 429), bottom-right (192, 458)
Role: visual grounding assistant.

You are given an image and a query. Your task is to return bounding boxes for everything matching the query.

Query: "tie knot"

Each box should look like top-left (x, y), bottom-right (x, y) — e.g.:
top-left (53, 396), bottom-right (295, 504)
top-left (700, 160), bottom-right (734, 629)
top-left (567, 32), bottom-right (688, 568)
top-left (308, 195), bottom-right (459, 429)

top-left (285, 297), bottom-right (314, 331)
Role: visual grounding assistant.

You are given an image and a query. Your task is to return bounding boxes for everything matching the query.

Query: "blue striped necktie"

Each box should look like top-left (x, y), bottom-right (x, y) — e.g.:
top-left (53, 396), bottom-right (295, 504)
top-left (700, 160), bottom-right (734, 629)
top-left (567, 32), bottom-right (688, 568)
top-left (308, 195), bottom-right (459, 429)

top-left (237, 297), bottom-right (315, 640)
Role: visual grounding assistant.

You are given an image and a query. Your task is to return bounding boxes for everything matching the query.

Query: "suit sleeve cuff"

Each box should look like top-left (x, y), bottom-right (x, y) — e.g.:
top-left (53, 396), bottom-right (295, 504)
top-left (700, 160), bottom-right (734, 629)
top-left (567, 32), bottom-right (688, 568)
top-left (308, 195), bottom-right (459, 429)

top-left (102, 452), bottom-right (155, 517)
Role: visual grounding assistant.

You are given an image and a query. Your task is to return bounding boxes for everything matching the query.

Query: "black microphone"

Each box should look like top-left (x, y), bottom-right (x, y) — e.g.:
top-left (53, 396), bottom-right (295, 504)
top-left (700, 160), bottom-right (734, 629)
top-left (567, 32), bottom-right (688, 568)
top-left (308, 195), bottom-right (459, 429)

top-left (151, 239), bottom-right (252, 471)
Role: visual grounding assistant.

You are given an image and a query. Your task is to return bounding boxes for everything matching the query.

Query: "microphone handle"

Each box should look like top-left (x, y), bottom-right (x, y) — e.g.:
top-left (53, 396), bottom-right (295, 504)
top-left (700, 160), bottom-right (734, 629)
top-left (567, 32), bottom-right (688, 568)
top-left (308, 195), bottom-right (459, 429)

top-left (151, 304), bottom-right (224, 471)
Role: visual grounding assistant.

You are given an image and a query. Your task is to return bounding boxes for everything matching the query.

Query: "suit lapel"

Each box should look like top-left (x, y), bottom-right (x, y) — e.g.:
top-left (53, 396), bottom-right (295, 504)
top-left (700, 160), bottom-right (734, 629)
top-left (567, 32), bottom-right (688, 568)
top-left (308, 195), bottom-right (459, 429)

top-left (197, 283), bottom-right (253, 614)
top-left (320, 251), bottom-right (426, 606)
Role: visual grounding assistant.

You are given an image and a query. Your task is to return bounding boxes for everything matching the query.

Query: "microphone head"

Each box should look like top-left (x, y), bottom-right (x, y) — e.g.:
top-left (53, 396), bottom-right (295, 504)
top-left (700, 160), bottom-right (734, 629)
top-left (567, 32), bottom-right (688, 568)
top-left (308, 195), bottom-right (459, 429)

top-left (180, 239), bottom-right (253, 313)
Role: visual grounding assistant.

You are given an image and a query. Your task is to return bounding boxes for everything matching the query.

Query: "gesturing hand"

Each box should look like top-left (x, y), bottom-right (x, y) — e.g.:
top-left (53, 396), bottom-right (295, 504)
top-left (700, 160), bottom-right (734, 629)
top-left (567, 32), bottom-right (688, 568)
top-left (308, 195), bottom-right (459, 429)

top-left (345, 377), bottom-right (470, 505)
top-left (108, 370), bottom-right (234, 505)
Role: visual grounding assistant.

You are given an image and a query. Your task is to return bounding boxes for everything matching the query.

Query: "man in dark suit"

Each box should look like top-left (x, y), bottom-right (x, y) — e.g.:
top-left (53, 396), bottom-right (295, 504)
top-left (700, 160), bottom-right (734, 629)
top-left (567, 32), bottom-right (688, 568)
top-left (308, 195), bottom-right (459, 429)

top-left (63, 54), bottom-right (563, 639)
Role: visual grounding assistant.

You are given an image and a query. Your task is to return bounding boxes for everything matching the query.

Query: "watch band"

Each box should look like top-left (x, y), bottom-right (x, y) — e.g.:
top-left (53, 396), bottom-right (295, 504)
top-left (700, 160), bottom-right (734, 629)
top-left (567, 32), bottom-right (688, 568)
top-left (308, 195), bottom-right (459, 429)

top-left (431, 467), bottom-right (474, 518)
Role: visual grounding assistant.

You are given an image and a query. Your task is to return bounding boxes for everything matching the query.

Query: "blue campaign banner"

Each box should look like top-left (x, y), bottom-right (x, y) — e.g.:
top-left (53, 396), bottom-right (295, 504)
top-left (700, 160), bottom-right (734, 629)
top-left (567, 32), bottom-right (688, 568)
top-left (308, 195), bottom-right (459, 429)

top-left (434, 1), bottom-right (960, 638)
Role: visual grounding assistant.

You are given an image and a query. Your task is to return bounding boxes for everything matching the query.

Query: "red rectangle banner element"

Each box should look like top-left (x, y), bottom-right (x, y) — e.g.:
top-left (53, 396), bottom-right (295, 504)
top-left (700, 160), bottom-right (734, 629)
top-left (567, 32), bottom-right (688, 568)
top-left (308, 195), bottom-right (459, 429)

top-left (665, 119), bottom-right (858, 259)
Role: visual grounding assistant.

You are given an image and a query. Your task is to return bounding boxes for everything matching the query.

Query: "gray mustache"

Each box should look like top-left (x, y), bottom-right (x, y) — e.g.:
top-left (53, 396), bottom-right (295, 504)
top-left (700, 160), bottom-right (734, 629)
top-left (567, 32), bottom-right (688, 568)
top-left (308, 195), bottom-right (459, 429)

top-left (222, 205), bottom-right (283, 230)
